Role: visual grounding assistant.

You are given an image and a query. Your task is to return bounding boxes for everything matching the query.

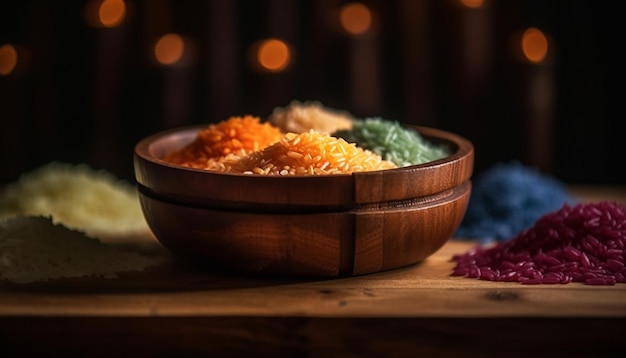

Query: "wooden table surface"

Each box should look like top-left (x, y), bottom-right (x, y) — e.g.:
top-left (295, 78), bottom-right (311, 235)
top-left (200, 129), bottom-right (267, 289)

top-left (1, 185), bottom-right (625, 357)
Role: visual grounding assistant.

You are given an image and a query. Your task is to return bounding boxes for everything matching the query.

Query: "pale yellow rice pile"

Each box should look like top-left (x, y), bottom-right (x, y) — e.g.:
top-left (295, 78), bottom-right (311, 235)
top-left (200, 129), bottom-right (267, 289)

top-left (268, 100), bottom-right (354, 134)
top-left (0, 162), bottom-right (149, 239)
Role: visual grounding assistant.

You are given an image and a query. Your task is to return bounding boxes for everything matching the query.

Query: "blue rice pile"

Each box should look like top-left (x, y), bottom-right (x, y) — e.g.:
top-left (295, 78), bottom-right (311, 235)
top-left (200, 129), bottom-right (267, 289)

top-left (455, 161), bottom-right (575, 245)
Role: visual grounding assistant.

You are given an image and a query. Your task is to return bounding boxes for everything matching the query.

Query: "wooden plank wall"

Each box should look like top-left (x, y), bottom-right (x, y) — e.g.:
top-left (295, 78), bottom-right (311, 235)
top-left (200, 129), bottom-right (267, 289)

top-left (0, 0), bottom-right (621, 184)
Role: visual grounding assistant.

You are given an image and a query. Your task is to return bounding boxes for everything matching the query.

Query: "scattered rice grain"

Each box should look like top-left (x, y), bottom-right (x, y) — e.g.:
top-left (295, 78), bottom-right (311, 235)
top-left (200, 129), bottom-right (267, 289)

top-left (0, 216), bottom-right (169, 284)
top-left (451, 201), bottom-right (626, 285)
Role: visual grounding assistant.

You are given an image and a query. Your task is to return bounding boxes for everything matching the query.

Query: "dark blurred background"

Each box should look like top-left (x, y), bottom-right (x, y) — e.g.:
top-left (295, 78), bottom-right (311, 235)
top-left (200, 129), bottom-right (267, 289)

top-left (0, 0), bottom-right (622, 185)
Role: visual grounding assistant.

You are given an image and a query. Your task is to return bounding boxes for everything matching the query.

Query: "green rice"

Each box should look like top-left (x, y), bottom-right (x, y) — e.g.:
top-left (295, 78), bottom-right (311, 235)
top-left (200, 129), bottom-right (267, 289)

top-left (332, 117), bottom-right (450, 167)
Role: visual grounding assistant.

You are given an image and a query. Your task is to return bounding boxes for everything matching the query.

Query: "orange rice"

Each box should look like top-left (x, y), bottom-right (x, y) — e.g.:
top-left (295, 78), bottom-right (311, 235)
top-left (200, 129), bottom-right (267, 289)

top-left (163, 115), bottom-right (283, 169)
top-left (229, 130), bottom-right (397, 175)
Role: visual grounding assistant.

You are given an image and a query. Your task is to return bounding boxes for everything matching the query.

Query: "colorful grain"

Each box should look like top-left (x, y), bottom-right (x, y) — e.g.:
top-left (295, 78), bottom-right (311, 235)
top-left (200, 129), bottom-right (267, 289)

top-left (451, 201), bottom-right (626, 285)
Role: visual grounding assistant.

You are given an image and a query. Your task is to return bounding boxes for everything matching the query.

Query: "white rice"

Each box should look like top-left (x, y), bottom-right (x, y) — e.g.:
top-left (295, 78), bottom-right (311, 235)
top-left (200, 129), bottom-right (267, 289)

top-left (0, 162), bottom-right (149, 239)
top-left (268, 100), bottom-right (354, 134)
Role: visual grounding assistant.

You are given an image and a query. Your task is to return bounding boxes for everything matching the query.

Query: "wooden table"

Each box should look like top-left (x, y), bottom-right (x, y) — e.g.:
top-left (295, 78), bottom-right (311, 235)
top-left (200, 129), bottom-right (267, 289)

top-left (1, 186), bottom-right (625, 357)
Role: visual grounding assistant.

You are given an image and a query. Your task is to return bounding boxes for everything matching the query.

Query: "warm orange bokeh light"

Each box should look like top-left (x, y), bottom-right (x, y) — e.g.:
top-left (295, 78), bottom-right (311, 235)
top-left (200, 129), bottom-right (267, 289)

top-left (458, 0), bottom-right (484, 8)
top-left (99, 0), bottom-right (126, 27)
top-left (0, 44), bottom-right (18, 76)
top-left (521, 27), bottom-right (549, 64)
top-left (340, 2), bottom-right (372, 35)
top-left (257, 39), bottom-right (290, 72)
top-left (155, 34), bottom-right (185, 65)
top-left (85, 0), bottom-right (126, 28)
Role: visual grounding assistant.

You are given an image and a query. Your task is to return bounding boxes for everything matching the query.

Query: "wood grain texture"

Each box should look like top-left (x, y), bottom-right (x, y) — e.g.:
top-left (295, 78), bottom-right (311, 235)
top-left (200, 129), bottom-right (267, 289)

top-left (133, 124), bottom-right (474, 276)
top-left (1, 238), bottom-right (625, 356)
top-left (138, 181), bottom-right (471, 276)
top-left (1, 187), bottom-right (625, 356)
top-left (134, 125), bottom-right (474, 208)
top-left (1, 240), bottom-right (625, 317)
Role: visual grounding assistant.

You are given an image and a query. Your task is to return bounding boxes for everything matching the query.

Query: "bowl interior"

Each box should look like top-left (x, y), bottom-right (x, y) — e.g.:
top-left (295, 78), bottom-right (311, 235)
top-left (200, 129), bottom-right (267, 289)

top-left (134, 125), bottom-right (474, 211)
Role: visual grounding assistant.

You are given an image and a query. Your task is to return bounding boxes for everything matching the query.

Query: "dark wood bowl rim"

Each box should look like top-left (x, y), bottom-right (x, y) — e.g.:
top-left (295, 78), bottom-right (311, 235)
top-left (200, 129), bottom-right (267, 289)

top-left (134, 124), bottom-right (474, 208)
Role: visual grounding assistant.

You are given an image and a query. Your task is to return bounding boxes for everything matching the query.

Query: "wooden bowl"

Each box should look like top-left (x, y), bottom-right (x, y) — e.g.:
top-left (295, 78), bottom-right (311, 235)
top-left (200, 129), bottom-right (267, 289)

top-left (134, 124), bottom-right (474, 277)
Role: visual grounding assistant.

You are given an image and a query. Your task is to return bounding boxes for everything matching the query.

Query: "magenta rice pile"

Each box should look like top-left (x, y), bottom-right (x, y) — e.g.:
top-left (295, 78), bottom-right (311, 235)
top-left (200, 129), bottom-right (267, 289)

top-left (451, 201), bottom-right (626, 285)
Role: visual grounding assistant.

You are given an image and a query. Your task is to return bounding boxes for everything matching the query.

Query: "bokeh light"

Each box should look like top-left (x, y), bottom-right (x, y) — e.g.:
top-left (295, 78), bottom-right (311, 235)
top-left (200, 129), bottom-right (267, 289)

top-left (155, 34), bottom-right (185, 66)
top-left (85, 0), bottom-right (126, 28)
top-left (458, 0), bottom-right (484, 8)
top-left (99, 0), bottom-right (126, 27)
top-left (0, 44), bottom-right (18, 76)
top-left (340, 2), bottom-right (372, 35)
top-left (256, 39), bottom-right (291, 72)
top-left (521, 27), bottom-right (549, 64)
